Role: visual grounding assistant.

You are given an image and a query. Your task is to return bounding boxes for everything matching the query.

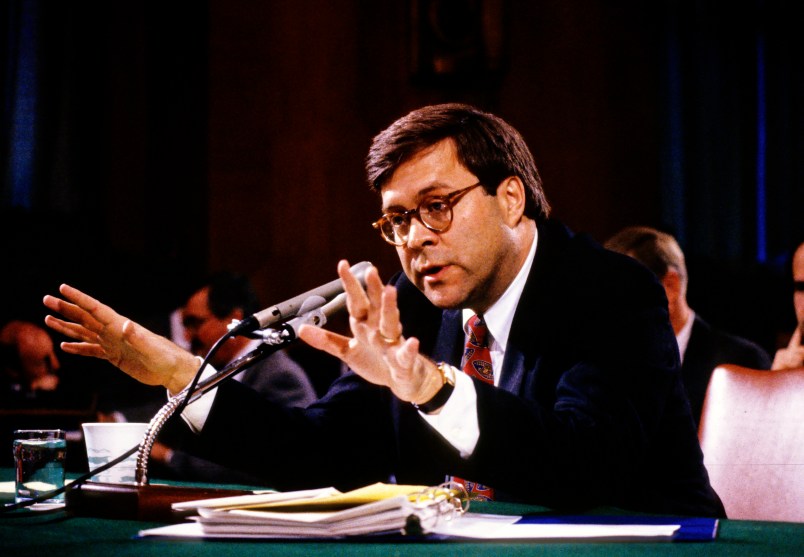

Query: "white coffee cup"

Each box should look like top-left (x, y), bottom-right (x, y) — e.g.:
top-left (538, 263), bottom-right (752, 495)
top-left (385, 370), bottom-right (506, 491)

top-left (81, 422), bottom-right (149, 484)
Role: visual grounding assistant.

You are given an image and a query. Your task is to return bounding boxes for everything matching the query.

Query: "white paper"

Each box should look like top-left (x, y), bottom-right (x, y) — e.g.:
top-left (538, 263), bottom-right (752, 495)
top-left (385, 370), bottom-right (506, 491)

top-left (140, 512), bottom-right (680, 542)
top-left (430, 513), bottom-right (679, 541)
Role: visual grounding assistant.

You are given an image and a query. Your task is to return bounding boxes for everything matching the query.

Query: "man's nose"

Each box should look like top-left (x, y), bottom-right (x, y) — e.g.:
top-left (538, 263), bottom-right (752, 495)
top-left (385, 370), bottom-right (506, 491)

top-left (404, 217), bottom-right (437, 249)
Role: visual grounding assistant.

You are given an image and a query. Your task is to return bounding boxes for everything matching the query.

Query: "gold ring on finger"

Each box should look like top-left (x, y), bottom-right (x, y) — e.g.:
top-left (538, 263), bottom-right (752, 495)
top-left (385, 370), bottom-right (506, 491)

top-left (378, 331), bottom-right (401, 345)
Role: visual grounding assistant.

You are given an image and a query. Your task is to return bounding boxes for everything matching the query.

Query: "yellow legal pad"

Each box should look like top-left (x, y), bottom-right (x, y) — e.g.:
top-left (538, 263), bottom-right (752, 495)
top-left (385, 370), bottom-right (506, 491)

top-left (171, 482), bottom-right (430, 514)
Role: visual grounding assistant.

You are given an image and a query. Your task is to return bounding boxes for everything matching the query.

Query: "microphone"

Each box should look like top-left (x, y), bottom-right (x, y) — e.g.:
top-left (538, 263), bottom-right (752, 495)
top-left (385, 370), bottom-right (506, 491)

top-left (229, 261), bottom-right (372, 335)
top-left (279, 291), bottom-right (348, 339)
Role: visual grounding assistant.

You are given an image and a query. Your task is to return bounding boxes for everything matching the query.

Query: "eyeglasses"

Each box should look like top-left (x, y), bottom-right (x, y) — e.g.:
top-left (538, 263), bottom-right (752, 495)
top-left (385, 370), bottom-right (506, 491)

top-left (372, 182), bottom-right (483, 246)
top-left (182, 313), bottom-right (215, 332)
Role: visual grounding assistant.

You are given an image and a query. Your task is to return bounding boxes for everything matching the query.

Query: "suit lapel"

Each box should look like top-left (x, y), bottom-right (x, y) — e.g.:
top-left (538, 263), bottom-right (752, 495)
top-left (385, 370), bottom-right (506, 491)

top-left (432, 309), bottom-right (464, 366)
top-left (433, 307), bottom-right (531, 395)
top-left (500, 220), bottom-right (572, 396)
top-left (424, 220), bottom-right (574, 397)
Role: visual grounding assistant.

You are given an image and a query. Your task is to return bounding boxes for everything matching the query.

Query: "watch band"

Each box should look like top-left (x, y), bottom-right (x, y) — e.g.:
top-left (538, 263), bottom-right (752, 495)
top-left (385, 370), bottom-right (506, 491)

top-left (412, 362), bottom-right (456, 414)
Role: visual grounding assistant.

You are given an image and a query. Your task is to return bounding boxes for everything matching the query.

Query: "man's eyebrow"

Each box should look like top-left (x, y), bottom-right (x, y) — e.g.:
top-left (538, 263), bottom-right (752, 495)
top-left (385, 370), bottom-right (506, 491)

top-left (381, 183), bottom-right (448, 212)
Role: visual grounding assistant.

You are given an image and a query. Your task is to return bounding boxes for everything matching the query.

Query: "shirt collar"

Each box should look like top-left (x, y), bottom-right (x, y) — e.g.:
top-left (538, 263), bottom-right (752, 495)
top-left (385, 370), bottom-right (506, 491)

top-left (462, 226), bottom-right (539, 352)
top-left (676, 309), bottom-right (695, 363)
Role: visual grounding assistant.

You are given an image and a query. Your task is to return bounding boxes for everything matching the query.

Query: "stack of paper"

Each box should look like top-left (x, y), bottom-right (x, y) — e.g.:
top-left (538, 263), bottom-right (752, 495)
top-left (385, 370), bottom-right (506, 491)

top-left (138, 483), bottom-right (719, 543)
top-left (149, 483), bottom-right (458, 538)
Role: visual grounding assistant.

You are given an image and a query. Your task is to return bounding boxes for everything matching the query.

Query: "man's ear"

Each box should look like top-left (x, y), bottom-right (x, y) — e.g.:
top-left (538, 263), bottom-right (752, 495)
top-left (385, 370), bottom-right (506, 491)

top-left (496, 176), bottom-right (527, 226)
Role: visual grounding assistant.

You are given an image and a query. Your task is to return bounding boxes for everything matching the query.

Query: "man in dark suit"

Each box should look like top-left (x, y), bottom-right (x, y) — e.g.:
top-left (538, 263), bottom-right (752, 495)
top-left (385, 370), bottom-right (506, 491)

top-left (605, 226), bottom-right (771, 425)
top-left (44, 104), bottom-right (724, 517)
top-left (179, 271), bottom-right (316, 408)
top-left (149, 271), bottom-right (317, 482)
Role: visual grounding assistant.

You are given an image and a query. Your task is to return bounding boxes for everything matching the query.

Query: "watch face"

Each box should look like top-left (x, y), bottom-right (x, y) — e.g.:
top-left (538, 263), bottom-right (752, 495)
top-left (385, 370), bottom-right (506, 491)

top-left (413, 364), bottom-right (456, 414)
top-left (437, 362), bottom-right (456, 386)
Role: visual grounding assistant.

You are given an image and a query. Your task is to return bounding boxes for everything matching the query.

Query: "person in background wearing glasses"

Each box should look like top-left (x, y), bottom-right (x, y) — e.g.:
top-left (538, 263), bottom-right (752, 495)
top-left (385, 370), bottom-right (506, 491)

top-left (43, 104), bottom-right (724, 517)
top-left (772, 241), bottom-right (804, 370)
top-left (604, 226), bottom-right (771, 426)
top-left (144, 272), bottom-right (318, 483)
top-left (178, 271), bottom-right (316, 409)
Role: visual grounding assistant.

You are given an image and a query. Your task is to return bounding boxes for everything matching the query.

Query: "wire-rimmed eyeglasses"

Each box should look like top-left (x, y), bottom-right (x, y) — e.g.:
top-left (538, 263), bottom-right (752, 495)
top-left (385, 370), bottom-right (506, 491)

top-left (372, 182), bottom-right (483, 246)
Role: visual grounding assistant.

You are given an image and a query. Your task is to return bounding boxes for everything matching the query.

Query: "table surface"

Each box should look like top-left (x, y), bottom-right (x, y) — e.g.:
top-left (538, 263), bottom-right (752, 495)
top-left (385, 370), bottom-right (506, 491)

top-left (1, 470), bottom-right (802, 557)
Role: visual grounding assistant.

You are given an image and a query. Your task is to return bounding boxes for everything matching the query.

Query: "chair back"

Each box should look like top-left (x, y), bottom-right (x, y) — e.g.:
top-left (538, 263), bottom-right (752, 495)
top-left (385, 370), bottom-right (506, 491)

top-left (698, 364), bottom-right (804, 522)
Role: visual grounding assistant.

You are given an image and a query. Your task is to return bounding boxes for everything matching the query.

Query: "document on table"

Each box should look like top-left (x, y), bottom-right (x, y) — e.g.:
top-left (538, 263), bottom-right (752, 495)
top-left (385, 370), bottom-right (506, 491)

top-left (141, 482), bottom-right (457, 539)
top-left (139, 512), bottom-right (712, 542)
top-left (429, 513), bottom-right (681, 541)
top-left (138, 481), bottom-right (718, 542)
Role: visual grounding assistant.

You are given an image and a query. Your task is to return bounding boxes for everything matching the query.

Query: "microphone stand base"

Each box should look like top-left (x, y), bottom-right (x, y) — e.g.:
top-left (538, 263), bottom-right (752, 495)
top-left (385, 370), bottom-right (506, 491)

top-left (65, 481), bottom-right (250, 522)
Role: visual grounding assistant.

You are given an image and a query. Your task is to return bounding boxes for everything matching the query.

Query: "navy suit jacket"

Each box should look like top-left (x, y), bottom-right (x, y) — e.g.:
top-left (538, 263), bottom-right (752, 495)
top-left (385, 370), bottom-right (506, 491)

top-left (198, 220), bottom-right (724, 517)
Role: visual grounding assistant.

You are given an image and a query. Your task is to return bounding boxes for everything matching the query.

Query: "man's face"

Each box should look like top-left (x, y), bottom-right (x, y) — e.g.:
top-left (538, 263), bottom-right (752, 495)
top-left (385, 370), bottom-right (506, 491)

top-left (182, 287), bottom-right (232, 365)
top-left (380, 139), bottom-right (521, 313)
top-left (792, 244), bottom-right (804, 326)
top-left (18, 328), bottom-right (60, 384)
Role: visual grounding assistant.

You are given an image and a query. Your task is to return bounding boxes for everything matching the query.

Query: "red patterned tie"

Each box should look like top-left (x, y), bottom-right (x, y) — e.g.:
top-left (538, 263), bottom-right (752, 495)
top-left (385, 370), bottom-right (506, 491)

top-left (452, 314), bottom-right (495, 501)
top-left (463, 315), bottom-right (494, 384)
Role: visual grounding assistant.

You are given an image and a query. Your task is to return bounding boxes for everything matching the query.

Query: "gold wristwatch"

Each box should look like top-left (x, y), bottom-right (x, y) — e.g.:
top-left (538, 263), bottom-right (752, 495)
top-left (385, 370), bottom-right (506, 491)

top-left (412, 362), bottom-right (456, 414)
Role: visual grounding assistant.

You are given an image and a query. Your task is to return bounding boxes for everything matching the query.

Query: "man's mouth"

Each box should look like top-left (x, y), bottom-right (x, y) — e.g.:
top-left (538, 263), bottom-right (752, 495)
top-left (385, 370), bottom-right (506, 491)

top-left (419, 264), bottom-right (446, 280)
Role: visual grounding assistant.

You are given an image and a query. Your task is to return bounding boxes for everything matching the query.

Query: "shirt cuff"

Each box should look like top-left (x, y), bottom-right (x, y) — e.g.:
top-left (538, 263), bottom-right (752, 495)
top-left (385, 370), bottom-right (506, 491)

top-left (173, 360), bottom-right (218, 434)
top-left (418, 369), bottom-right (479, 458)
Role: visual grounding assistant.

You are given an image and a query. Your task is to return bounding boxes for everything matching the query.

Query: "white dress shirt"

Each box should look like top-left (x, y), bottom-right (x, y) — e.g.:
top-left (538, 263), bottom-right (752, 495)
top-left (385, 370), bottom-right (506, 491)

top-left (675, 309), bottom-right (695, 364)
top-left (418, 229), bottom-right (538, 457)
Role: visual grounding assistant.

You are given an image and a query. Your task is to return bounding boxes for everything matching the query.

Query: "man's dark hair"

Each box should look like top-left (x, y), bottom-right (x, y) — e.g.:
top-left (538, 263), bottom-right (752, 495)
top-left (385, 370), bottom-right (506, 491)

top-left (366, 103), bottom-right (550, 222)
top-left (206, 272), bottom-right (260, 318)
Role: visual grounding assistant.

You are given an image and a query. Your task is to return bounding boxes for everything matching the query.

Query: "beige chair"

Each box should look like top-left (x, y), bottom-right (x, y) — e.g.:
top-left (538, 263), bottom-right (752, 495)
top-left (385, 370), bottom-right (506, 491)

top-left (698, 364), bottom-right (804, 522)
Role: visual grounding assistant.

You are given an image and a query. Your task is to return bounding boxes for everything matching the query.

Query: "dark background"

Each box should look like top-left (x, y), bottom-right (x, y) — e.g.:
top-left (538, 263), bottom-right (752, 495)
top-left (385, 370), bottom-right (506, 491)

top-left (3, 0), bottom-right (803, 360)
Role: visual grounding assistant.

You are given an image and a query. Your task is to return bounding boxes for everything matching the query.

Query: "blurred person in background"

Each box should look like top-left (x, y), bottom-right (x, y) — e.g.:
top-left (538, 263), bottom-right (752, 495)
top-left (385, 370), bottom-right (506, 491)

top-left (605, 226), bottom-right (771, 425)
top-left (0, 320), bottom-right (61, 397)
top-left (771, 241), bottom-right (804, 370)
top-left (146, 271), bottom-right (317, 482)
